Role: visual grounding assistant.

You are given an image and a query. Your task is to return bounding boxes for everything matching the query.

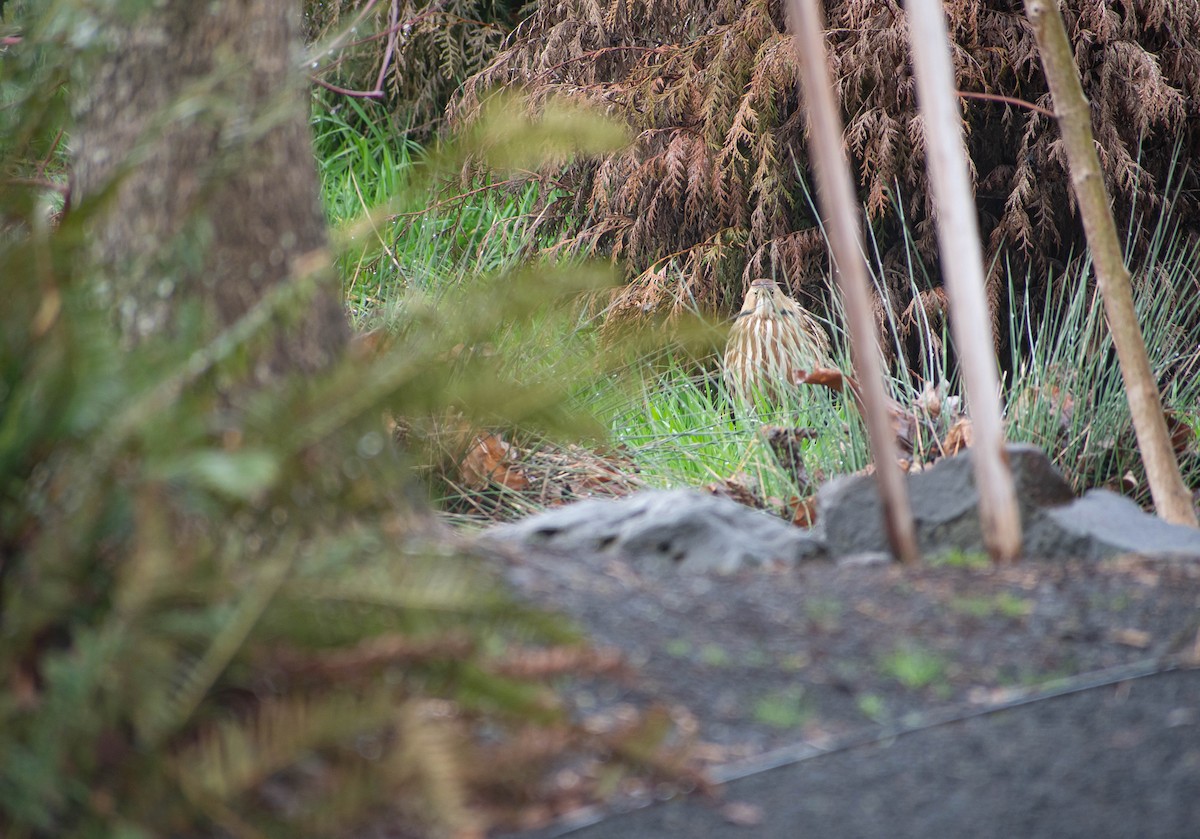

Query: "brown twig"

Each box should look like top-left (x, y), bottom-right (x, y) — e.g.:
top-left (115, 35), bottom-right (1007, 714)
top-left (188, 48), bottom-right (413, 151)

top-left (909, 0), bottom-right (1023, 562)
top-left (1025, 0), bottom-right (1197, 527)
top-left (3, 177), bottom-right (70, 198)
top-left (34, 129), bottom-right (65, 179)
top-left (310, 76), bottom-right (385, 99)
top-left (957, 90), bottom-right (1054, 118)
top-left (372, 0), bottom-right (400, 95)
top-left (787, 0), bottom-right (920, 565)
top-left (387, 177), bottom-right (527, 221)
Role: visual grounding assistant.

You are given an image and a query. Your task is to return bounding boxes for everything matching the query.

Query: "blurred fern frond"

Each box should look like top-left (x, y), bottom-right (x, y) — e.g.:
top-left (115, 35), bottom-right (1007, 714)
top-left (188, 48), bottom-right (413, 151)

top-left (0, 14), bottom-right (682, 839)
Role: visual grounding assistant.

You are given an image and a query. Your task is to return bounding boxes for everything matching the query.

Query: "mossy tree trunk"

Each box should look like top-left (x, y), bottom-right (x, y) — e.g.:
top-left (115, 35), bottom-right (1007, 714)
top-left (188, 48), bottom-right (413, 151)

top-left (72, 0), bottom-right (348, 375)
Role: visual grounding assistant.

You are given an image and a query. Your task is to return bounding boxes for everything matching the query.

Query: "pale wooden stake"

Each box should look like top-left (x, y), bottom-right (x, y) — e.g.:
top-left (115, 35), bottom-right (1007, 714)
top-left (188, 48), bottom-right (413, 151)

top-left (1025, 0), bottom-right (1197, 528)
top-left (787, 0), bottom-right (920, 565)
top-left (905, 0), bottom-right (1024, 562)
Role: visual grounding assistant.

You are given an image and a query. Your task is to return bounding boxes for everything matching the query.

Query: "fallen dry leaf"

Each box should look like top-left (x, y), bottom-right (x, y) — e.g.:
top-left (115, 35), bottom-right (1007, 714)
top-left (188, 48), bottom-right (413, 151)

top-left (914, 379), bottom-right (948, 420)
top-left (460, 434), bottom-right (531, 491)
top-left (1108, 628), bottom-right (1152, 649)
top-left (1182, 628), bottom-right (1200, 667)
top-left (789, 495), bottom-right (818, 528)
top-left (794, 366), bottom-right (851, 393)
top-left (942, 416), bottom-right (973, 455)
top-left (1164, 409), bottom-right (1195, 455)
top-left (705, 474), bottom-right (766, 509)
top-left (347, 326), bottom-right (395, 360)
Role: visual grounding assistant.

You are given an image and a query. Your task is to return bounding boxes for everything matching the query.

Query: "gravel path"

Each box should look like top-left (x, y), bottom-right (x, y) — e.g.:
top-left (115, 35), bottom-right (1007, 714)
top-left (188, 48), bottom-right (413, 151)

top-left (523, 667), bottom-right (1200, 838)
top-left (494, 545), bottom-right (1200, 836)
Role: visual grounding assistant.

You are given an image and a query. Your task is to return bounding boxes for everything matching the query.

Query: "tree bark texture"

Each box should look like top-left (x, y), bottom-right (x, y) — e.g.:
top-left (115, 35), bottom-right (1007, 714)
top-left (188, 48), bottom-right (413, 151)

top-left (1024, 0), bottom-right (1196, 528)
top-left (72, 0), bottom-right (348, 374)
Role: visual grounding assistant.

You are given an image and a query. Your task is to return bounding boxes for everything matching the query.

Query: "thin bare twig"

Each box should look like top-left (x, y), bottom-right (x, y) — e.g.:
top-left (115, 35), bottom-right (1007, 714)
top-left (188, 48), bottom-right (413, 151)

top-left (787, 0), bottom-right (920, 565)
top-left (908, 0), bottom-right (1023, 562)
top-left (1025, 0), bottom-right (1197, 527)
top-left (387, 178), bottom-right (527, 221)
top-left (957, 90), bottom-right (1054, 118)
top-left (372, 0), bottom-right (401, 95)
top-left (3, 177), bottom-right (69, 197)
top-left (310, 76), bottom-right (385, 99)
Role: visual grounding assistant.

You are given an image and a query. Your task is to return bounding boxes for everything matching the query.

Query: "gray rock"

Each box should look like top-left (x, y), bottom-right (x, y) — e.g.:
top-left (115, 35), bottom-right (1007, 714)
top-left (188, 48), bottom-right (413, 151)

top-left (1031, 489), bottom-right (1200, 561)
top-left (835, 551), bottom-right (893, 568)
top-left (819, 443), bottom-right (1200, 561)
top-left (483, 489), bottom-right (827, 574)
top-left (486, 445), bottom-right (1199, 574)
top-left (819, 444), bottom-right (1069, 557)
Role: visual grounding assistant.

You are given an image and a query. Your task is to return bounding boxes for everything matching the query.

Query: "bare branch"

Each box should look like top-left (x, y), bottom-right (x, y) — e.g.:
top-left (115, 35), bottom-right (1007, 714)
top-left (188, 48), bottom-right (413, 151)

top-left (786, 0), bottom-right (920, 565)
top-left (956, 90), bottom-right (1055, 118)
top-left (1024, 0), bottom-right (1197, 528)
top-left (908, 0), bottom-right (1024, 562)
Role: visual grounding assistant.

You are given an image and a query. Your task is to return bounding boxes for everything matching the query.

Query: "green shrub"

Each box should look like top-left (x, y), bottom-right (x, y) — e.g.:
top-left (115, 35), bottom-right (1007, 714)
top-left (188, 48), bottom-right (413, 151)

top-left (1, 25), bottom-right (672, 838)
top-left (0, 203), bottom-right (613, 838)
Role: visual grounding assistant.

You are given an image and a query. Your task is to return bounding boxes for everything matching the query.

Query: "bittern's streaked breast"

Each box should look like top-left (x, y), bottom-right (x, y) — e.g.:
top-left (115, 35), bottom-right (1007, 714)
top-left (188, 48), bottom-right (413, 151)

top-left (723, 278), bottom-right (832, 404)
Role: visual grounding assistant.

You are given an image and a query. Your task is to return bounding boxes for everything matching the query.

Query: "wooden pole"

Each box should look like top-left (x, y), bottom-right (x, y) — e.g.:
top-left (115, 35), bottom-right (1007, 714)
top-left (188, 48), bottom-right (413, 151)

top-left (1024, 0), bottom-right (1197, 528)
top-left (905, 0), bottom-right (1024, 562)
top-left (786, 0), bottom-right (920, 565)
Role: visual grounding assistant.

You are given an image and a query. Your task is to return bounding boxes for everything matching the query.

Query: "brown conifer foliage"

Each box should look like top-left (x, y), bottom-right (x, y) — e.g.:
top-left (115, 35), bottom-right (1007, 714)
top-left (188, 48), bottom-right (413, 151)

top-left (306, 0), bottom-right (519, 138)
top-left (451, 0), bottom-right (1200, 325)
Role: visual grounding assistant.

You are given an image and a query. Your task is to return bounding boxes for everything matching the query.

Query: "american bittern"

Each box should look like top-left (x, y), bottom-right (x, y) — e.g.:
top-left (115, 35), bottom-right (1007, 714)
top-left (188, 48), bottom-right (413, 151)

top-left (724, 278), bottom-right (832, 404)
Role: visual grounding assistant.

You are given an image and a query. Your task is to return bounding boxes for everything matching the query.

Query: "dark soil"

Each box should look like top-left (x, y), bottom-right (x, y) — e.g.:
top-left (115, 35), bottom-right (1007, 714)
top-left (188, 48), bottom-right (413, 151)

top-left (528, 667), bottom-right (1200, 838)
top-left (492, 543), bottom-right (1200, 835)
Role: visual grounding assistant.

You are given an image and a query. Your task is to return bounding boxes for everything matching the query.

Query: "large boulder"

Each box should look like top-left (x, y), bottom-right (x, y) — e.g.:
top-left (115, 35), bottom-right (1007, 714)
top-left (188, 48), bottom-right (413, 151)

top-left (483, 489), bottom-right (825, 574)
top-left (484, 446), bottom-right (1200, 572)
top-left (1033, 489), bottom-right (1200, 561)
top-left (818, 444), bottom-right (1200, 561)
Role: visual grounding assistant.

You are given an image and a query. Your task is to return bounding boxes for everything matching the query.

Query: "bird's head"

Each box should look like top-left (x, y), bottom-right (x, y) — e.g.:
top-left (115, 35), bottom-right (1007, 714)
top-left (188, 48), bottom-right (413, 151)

top-left (739, 278), bottom-right (786, 317)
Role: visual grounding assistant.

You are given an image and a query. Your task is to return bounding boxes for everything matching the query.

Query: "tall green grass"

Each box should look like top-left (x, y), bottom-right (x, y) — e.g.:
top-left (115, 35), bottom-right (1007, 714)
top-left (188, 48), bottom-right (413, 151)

top-left (603, 356), bottom-right (868, 496)
top-left (1004, 225), bottom-right (1200, 501)
top-left (311, 93), bottom-right (546, 326)
top-left (802, 165), bottom-right (1200, 504)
